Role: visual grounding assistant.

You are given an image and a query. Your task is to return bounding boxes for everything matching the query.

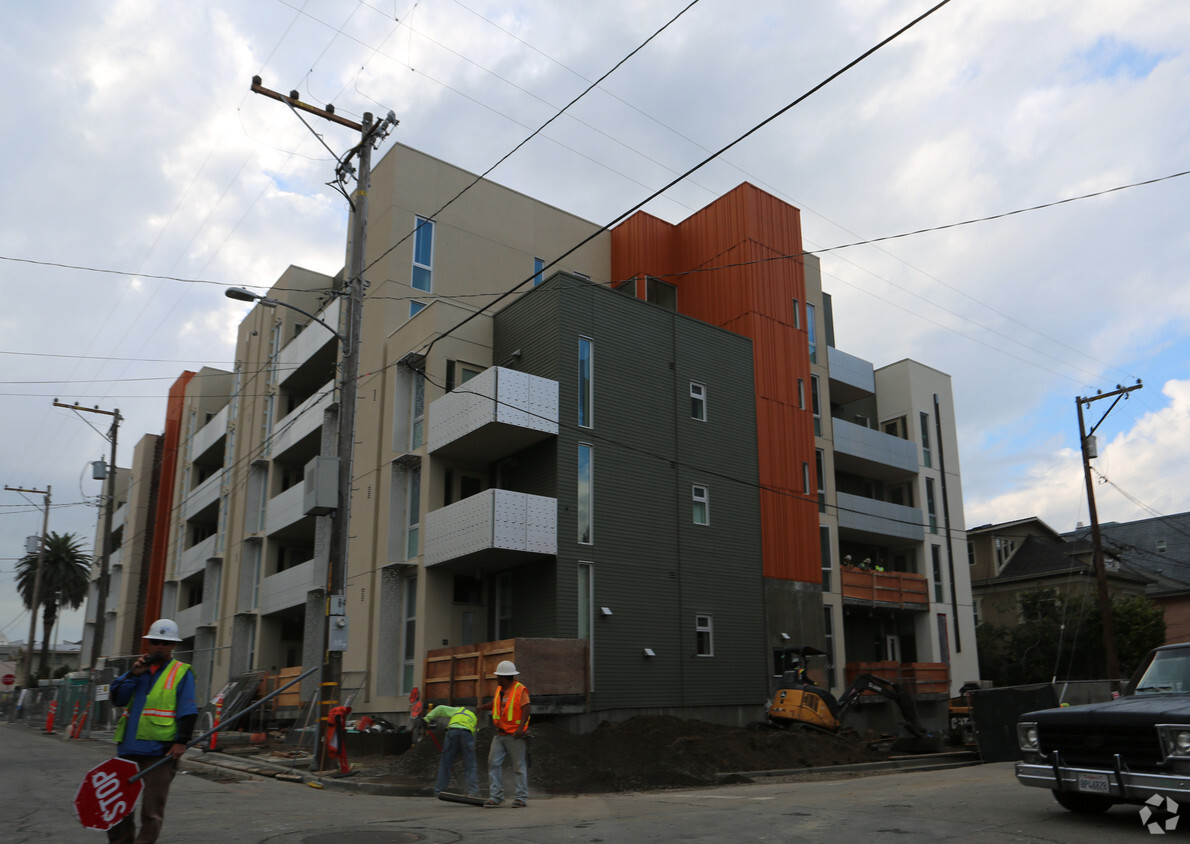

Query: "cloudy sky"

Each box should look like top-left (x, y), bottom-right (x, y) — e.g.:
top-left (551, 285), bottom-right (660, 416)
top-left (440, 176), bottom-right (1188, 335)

top-left (3, 0), bottom-right (1189, 643)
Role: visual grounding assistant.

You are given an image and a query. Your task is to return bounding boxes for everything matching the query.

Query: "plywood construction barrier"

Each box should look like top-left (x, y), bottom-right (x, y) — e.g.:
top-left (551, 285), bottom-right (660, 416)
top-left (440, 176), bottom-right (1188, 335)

top-left (423, 638), bottom-right (588, 708)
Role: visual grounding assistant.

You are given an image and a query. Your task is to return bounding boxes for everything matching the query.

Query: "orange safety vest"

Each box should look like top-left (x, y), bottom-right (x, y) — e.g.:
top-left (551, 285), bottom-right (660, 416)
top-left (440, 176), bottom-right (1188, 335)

top-left (492, 681), bottom-right (529, 734)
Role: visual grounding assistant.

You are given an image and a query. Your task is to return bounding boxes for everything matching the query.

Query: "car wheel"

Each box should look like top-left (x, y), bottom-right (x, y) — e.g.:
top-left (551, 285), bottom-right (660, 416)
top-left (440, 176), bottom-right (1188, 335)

top-left (1052, 790), bottom-right (1114, 814)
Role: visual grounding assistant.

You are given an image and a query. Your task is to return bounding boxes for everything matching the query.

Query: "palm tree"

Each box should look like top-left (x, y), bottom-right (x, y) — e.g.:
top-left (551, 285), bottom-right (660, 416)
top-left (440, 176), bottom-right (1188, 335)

top-left (15, 532), bottom-right (92, 678)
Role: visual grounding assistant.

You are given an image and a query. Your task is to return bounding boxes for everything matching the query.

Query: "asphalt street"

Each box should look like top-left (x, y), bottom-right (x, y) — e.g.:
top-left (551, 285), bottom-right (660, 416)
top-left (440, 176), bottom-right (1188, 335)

top-left (2, 722), bottom-right (1161, 842)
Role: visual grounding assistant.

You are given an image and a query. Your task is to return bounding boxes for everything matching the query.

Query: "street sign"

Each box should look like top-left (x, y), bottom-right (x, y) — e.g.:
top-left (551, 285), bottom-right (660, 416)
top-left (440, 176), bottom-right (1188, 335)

top-left (1, 674), bottom-right (14, 687)
top-left (75, 758), bottom-right (142, 831)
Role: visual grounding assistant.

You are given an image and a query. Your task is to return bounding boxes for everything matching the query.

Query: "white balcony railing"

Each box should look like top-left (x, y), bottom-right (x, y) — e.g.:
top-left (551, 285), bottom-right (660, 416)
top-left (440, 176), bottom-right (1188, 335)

top-left (272, 381), bottom-right (334, 456)
top-left (832, 417), bottom-right (919, 476)
top-left (425, 489), bottom-right (557, 566)
top-left (111, 502), bottom-right (127, 535)
top-left (182, 469), bottom-right (223, 520)
top-left (177, 533), bottom-right (218, 581)
top-left (264, 483), bottom-right (306, 536)
top-left (191, 404), bottom-right (229, 460)
top-left (176, 603), bottom-right (203, 639)
top-left (827, 345), bottom-right (876, 398)
top-left (837, 491), bottom-right (925, 542)
top-left (428, 367), bottom-right (558, 461)
top-left (277, 298), bottom-right (340, 376)
top-left (259, 559), bottom-right (316, 615)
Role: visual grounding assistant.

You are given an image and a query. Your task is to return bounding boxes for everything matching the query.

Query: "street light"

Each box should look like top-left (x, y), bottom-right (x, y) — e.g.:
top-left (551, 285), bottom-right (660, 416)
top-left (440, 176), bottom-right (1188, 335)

top-left (224, 287), bottom-right (347, 350)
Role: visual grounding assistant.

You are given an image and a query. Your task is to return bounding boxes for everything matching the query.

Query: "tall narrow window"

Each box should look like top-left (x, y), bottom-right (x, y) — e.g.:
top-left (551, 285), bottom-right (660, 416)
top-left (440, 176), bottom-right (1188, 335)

top-left (819, 525), bottom-right (831, 592)
top-left (806, 302), bottom-right (817, 364)
top-left (533, 257), bottom-right (545, 286)
top-left (695, 614), bottom-right (713, 656)
top-left (802, 462), bottom-right (811, 495)
top-left (926, 477), bottom-right (938, 534)
top-left (931, 545), bottom-right (943, 602)
top-left (412, 216), bottom-right (434, 292)
top-left (815, 449), bottom-right (826, 512)
top-left (690, 382), bottom-right (706, 421)
top-left (792, 298), bottom-right (801, 329)
top-left (810, 375), bottom-right (821, 436)
top-left (578, 337), bottom-right (593, 428)
top-left (409, 300), bottom-right (427, 318)
top-left (798, 378), bottom-right (805, 410)
top-left (692, 485), bottom-right (709, 525)
top-left (578, 563), bottom-right (593, 640)
top-left (578, 444), bottom-right (593, 544)
top-left (496, 574), bottom-right (512, 639)
top-left (406, 464), bottom-right (421, 560)
top-left (410, 371), bottom-right (425, 449)
top-left (401, 577), bottom-right (417, 692)
top-left (920, 411), bottom-right (932, 468)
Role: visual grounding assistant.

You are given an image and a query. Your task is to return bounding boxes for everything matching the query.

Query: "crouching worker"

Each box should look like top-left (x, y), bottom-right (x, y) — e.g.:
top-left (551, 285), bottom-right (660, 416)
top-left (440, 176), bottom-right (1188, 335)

top-left (423, 702), bottom-right (479, 798)
top-left (482, 660), bottom-right (530, 808)
top-left (108, 618), bottom-right (198, 844)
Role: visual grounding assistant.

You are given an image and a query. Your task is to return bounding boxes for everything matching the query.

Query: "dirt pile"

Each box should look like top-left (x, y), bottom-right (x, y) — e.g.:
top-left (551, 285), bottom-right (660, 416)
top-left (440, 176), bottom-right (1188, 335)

top-left (370, 715), bottom-right (884, 795)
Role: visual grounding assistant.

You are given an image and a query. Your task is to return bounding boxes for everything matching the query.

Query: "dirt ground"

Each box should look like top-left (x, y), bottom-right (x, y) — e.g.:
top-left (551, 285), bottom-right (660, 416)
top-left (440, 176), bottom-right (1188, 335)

top-left (356, 715), bottom-right (886, 795)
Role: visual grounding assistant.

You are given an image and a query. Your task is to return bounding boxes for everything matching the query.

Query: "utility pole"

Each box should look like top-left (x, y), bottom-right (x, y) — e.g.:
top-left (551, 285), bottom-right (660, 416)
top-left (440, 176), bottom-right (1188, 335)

top-left (54, 401), bottom-right (120, 669)
top-left (6, 484), bottom-right (50, 688)
top-left (1076, 380), bottom-right (1142, 692)
top-left (250, 77), bottom-right (396, 771)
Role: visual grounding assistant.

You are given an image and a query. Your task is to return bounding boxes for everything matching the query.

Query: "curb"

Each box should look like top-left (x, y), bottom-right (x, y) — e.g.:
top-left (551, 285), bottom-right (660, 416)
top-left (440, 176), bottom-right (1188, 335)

top-left (716, 751), bottom-right (982, 782)
top-left (182, 751), bottom-right (431, 797)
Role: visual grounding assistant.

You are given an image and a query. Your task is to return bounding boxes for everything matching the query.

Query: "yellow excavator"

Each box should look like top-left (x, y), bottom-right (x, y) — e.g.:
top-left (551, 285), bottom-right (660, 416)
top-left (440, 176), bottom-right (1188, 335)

top-left (767, 645), bottom-right (928, 740)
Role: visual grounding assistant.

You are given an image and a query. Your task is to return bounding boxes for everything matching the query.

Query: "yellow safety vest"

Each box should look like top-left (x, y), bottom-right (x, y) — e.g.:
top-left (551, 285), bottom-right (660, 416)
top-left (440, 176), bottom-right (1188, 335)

top-left (114, 659), bottom-right (191, 743)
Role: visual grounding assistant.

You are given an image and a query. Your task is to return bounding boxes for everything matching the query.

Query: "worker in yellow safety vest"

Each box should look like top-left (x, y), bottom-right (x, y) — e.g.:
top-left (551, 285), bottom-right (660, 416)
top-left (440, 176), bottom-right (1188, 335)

top-left (108, 618), bottom-right (198, 844)
top-left (481, 660), bottom-right (531, 807)
top-left (423, 702), bottom-right (479, 797)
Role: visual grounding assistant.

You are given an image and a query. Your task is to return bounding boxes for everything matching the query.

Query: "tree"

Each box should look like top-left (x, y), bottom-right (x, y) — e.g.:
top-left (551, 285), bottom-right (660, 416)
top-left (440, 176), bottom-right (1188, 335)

top-left (15, 532), bottom-right (92, 678)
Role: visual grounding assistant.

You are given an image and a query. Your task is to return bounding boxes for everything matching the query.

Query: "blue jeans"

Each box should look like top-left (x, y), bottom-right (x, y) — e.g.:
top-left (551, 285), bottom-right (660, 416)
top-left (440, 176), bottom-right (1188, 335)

top-left (435, 728), bottom-right (478, 796)
top-left (488, 732), bottom-right (528, 802)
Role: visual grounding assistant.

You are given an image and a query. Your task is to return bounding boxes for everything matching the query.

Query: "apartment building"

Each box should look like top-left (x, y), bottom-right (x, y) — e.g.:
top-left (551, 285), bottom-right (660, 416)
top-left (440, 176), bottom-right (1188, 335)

top-left (86, 143), bottom-right (977, 730)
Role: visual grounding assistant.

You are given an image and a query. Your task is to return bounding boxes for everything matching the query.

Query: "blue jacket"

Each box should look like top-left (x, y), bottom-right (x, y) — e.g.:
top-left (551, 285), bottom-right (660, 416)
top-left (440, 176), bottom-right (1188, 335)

top-left (111, 662), bottom-right (198, 757)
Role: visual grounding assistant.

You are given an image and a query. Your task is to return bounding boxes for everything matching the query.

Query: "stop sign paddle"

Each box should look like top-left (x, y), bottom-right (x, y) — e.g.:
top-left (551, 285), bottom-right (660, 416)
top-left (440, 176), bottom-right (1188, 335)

top-left (75, 757), bottom-right (142, 831)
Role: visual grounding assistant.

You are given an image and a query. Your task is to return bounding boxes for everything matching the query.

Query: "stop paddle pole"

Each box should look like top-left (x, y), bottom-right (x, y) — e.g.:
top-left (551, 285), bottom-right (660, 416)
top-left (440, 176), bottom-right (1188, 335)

top-left (128, 665), bottom-right (319, 782)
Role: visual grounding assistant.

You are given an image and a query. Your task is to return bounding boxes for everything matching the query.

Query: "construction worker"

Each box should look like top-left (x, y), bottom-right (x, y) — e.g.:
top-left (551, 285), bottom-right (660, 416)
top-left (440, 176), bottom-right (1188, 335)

top-left (482, 660), bottom-right (530, 807)
top-left (107, 618), bottom-right (197, 844)
top-left (423, 701), bottom-right (479, 798)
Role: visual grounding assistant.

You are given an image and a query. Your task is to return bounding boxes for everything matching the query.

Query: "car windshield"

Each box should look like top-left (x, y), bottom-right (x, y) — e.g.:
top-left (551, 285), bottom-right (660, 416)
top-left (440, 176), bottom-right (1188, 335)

top-left (1133, 650), bottom-right (1190, 694)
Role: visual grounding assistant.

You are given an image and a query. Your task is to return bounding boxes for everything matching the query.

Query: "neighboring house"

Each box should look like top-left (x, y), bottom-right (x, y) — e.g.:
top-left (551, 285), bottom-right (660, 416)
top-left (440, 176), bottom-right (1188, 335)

top-left (968, 519), bottom-right (1153, 631)
top-left (6, 640), bottom-right (82, 677)
top-left (1064, 513), bottom-right (1190, 645)
top-left (84, 143), bottom-right (979, 732)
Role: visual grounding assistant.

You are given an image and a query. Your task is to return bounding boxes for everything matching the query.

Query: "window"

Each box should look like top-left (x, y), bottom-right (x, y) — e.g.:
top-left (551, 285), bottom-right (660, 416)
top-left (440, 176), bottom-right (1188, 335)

top-left (411, 216), bottom-right (434, 292)
top-left (931, 545), bottom-right (943, 602)
top-left (406, 464), bottom-right (421, 559)
top-left (1157, 539), bottom-right (1168, 554)
top-left (496, 574), bottom-right (512, 639)
top-left (401, 577), bottom-right (417, 692)
top-left (920, 411), bottom-right (932, 468)
top-left (967, 541), bottom-right (976, 566)
top-left (646, 276), bottom-right (676, 310)
top-left (925, 477), bottom-right (938, 534)
top-left (446, 361), bottom-right (482, 392)
top-left (453, 575), bottom-right (482, 604)
top-left (802, 462), bottom-right (811, 495)
top-left (806, 302), bottom-right (817, 364)
top-left (798, 378), bottom-right (805, 410)
top-left (695, 614), bottom-right (713, 656)
top-left (578, 444), bottom-right (593, 544)
top-left (533, 257), bottom-right (545, 286)
top-left (819, 525), bottom-right (831, 592)
top-left (995, 536), bottom-right (1016, 568)
top-left (690, 382), bottom-right (706, 421)
top-left (793, 298), bottom-right (801, 329)
top-left (815, 449), bottom-right (825, 512)
top-left (578, 563), bottom-right (593, 640)
top-left (810, 375), bottom-right (821, 436)
top-left (578, 337), bottom-right (593, 428)
top-left (692, 485), bottom-right (709, 525)
top-left (410, 370), bottom-right (425, 450)
top-left (409, 300), bottom-right (427, 319)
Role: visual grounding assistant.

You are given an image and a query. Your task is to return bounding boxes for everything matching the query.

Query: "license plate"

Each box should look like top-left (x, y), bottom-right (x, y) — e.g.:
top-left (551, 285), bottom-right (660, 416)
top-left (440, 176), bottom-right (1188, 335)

top-left (1077, 772), bottom-right (1110, 794)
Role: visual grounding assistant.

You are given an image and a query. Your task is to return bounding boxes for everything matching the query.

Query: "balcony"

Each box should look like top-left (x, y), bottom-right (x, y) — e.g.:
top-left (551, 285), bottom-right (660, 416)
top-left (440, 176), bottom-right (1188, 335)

top-left (836, 492), bottom-right (924, 543)
top-left (259, 559), bottom-right (316, 615)
top-left (176, 603), bottom-right (204, 639)
top-left (827, 346), bottom-right (875, 404)
top-left (277, 298), bottom-right (340, 376)
top-left (832, 417), bottom-right (918, 481)
top-left (182, 469), bottom-right (224, 521)
top-left (112, 502), bottom-right (127, 535)
top-left (192, 404), bottom-right (229, 460)
top-left (177, 533), bottom-right (218, 581)
top-left (265, 484), bottom-right (306, 537)
top-left (428, 367), bottom-right (558, 462)
top-left (424, 489), bottom-right (557, 568)
top-left (844, 661), bottom-right (950, 697)
top-left (272, 380), bottom-right (334, 456)
top-left (841, 568), bottom-right (929, 609)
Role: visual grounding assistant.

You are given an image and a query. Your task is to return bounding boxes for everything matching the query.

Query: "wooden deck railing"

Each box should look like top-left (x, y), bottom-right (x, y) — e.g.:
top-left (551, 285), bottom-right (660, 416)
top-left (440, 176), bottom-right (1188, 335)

top-left (840, 568), bottom-right (929, 607)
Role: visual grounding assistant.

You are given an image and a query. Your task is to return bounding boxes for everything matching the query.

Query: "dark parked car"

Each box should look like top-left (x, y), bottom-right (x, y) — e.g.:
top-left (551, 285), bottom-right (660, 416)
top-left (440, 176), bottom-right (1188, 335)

top-left (1016, 642), bottom-right (1190, 814)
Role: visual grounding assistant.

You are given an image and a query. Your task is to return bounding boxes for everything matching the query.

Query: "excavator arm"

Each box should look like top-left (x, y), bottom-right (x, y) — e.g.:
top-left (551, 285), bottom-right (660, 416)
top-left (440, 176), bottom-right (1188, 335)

top-left (836, 674), bottom-right (927, 737)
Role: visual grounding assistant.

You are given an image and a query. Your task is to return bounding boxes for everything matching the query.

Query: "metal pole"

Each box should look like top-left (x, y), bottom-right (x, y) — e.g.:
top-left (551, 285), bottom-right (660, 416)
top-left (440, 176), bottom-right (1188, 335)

top-left (314, 112), bottom-right (373, 771)
top-left (90, 410), bottom-right (121, 669)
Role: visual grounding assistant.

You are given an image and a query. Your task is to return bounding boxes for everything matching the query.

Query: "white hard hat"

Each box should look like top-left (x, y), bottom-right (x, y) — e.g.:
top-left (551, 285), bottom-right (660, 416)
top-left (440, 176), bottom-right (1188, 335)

top-left (494, 660), bottom-right (519, 676)
top-left (144, 618), bottom-right (183, 642)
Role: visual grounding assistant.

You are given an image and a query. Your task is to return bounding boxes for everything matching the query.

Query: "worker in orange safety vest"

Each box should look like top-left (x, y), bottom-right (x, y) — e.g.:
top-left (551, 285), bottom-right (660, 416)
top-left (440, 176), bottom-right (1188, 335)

top-left (481, 660), bottom-right (530, 807)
